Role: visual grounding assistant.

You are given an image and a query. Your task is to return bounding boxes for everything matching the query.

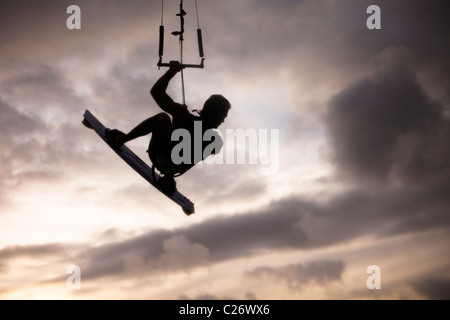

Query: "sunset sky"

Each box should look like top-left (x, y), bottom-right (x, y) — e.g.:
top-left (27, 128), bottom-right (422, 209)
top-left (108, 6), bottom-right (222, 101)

top-left (1, 0), bottom-right (449, 299)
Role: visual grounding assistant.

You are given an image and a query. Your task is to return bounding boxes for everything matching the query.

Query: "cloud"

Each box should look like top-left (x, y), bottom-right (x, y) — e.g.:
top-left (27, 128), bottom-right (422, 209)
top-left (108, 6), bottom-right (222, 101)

top-left (411, 277), bottom-right (450, 300)
top-left (148, 235), bottom-right (210, 272)
top-left (0, 0), bottom-right (162, 64)
top-left (1, 189), bottom-right (449, 298)
top-left (245, 260), bottom-right (344, 291)
top-left (0, 99), bottom-right (52, 207)
top-left (275, 0), bottom-right (450, 119)
top-left (0, 197), bottom-right (306, 288)
top-left (8, 187), bottom-right (447, 282)
top-left (0, 242), bottom-right (80, 279)
top-left (60, 198), bottom-right (306, 282)
top-left (1, 64), bottom-right (85, 117)
top-left (119, 234), bottom-right (209, 279)
top-left (178, 293), bottom-right (237, 300)
top-left (325, 63), bottom-right (450, 187)
top-left (0, 100), bottom-right (44, 137)
top-left (0, 96), bottom-right (99, 208)
top-left (0, 243), bottom-right (69, 262)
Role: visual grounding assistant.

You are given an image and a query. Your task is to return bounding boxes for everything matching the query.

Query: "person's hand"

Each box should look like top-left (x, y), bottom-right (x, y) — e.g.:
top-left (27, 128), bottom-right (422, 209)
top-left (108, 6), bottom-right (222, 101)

top-left (168, 60), bottom-right (184, 73)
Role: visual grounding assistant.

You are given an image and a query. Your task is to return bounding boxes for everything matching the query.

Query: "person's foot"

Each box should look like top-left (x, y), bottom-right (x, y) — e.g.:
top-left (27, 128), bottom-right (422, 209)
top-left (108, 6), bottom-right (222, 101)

top-left (106, 128), bottom-right (125, 148)
top-left (158, 175), bottom-right (177, 195)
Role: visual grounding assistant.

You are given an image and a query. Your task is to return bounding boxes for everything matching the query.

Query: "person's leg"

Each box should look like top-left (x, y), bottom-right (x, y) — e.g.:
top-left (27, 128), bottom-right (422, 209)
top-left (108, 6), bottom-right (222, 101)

top-left (111, 113), bottom-right (171, 146)
top-left (145, 115), bottom-right (178, 194)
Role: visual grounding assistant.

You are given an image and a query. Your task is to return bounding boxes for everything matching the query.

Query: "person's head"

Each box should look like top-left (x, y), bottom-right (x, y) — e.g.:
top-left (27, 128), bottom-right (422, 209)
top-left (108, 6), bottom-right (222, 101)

top-left (200, 94), bottom-right (231, 128)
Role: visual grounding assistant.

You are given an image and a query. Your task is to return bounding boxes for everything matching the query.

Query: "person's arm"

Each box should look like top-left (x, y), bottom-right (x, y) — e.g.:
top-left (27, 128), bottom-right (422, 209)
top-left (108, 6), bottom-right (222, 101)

top-left (150, 61), bottom-right (185, 116)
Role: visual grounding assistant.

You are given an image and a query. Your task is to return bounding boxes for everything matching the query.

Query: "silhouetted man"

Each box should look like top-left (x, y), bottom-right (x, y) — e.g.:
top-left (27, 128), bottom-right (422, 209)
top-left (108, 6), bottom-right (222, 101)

top-left (107, 61), bottom-right (231, 194)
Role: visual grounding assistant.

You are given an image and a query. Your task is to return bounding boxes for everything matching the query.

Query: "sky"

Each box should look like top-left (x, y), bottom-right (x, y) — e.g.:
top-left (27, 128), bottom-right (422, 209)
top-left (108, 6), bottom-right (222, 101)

top-left (0, 0), bottom-right (449, 300)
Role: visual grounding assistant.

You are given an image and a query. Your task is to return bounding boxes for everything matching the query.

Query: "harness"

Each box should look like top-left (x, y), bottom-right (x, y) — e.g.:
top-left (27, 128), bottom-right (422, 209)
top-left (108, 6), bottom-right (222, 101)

top-left (150, 113), bottom-right (217, 179)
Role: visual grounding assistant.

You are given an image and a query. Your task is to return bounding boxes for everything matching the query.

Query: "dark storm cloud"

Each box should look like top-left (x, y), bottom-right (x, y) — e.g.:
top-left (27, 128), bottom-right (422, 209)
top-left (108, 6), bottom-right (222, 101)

top-left (245, 260), bottom-right (344, 291)
top-left (315, 60), bottom-right (450, 238)
top-left (279, 0), bottom-right (450, 117)
top-left (325, 64), bottom-right (450, 186)
top-left (378, 0), bottom-right (450, 99)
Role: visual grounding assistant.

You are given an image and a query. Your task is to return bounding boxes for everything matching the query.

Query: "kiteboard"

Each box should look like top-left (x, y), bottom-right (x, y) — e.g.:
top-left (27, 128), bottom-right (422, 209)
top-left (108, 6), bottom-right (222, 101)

top-left (82, 109), bottom-right (195, 215)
